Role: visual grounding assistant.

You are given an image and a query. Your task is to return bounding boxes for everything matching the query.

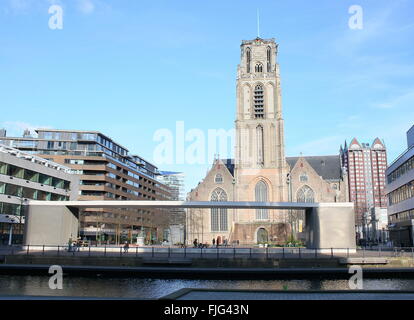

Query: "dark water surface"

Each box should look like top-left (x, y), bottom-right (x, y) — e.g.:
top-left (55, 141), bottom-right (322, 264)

top-left (1, 276), bottom-right (414, 298)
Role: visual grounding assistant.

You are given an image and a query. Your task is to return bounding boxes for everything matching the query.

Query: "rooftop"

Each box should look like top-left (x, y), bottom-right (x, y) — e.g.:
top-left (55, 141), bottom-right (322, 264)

top-left (0, 143), bottom-right (73, 173)
top-left (286, 155), bottom-right (343, 180)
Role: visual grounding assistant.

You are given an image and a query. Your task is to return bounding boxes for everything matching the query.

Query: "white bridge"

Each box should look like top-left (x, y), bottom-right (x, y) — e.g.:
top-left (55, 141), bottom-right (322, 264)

top-left (25, 201), bottom-right (356, 249)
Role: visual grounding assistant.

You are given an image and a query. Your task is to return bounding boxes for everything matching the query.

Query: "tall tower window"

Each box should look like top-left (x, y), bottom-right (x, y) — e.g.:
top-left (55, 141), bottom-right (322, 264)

top-left (255, 180), bottom-right (269, 220)
top-left (246, 48), bottom-right (251, 73)
top-left (257, 125), bottom-right (264, 165)
top-left (267, 46), bottom-right (271, 72)
top-left (255, 63), bottom-right (263, 73)
top-left (210, 188), bottom-right (228, 231)
top-left (254, 84), bottom-right (264, 118)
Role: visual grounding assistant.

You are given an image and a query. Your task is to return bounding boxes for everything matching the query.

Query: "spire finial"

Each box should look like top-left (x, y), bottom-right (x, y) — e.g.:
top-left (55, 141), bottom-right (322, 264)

top-left (257, 9), bottom-right (260, 38)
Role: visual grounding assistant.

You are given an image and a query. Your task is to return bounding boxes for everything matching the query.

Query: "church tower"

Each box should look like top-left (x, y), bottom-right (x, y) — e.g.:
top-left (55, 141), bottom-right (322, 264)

top-left (234, 37), bottom-right (289, 216)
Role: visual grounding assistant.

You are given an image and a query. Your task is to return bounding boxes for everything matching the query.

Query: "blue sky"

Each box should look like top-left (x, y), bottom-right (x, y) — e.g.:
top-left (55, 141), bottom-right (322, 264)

top-left (1, 0), bottom-right (413, 193)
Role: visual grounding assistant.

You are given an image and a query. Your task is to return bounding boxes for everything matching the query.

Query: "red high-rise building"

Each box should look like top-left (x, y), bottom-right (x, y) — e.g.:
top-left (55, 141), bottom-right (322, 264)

top-left (340, 138), bottom-right (388, 242)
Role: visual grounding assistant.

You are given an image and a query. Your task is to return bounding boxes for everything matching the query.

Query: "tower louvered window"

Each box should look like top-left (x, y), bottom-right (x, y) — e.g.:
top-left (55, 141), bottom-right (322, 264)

top-left (254, 84), bottom-right (264, 118)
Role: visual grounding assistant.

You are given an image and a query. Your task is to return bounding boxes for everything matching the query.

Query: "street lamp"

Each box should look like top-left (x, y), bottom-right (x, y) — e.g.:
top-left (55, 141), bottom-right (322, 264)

top-left (8, 197), bottom-right (27, 246)
top-left (286, 171), bottom-right (294, 239)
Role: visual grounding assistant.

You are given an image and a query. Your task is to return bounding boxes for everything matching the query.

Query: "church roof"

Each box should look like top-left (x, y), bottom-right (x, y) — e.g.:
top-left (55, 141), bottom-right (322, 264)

top-left (222, 159), bottom-right (235, 176)
top-left (220, 156), bottom-right (342, 180)
top-left (286, 155), bottom-right (343, 181)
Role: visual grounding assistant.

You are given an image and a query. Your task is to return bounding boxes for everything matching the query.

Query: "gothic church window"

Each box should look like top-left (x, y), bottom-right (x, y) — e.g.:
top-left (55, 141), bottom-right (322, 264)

top-left (257, 125), bottom-right (264, 165)
top-left (254, 84), bottom-right (264, 118)
top-left (297, 185), bottom-right (315, 203)
top-left (255, 63), bottom-right (263, 73)
top-left (210, 188), bottom-right (228, 231)
top-left (255, 180), bottom-right (269, 220)
top-left (246, 48), bottom-right (251, 73)
top-left (267, 46), bottom-right (271, 72)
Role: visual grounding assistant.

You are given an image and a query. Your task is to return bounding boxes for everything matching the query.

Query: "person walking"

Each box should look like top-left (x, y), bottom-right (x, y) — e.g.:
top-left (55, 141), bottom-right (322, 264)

top-left (123, 241), bottom-right (129, 253)
top-left (193, 238), bottom-right (198, 248)
top-left (212, 238), bottom-right (215, 246)
top-left (68, 237), bottom-right (72, 252)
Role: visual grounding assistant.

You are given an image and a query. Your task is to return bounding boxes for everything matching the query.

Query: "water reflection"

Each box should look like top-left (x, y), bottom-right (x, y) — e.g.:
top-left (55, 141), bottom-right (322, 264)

top-left (1, 276), bottom-right (414, 299)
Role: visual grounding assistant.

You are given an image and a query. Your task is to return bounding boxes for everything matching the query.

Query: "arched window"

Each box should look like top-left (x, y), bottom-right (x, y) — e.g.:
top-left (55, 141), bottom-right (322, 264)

top-left (255, 63), bottom-right (263, 73)
top-left (211, 188), bottom-right (228, 231)
top-left (257, 125), bottom-right (264, 165)
top-left (215, 173), bottom-right (223, 184)
top-left (246, 48), bottom-right (251, 73)
top-left (266, 46), bottom-right (271, 72)
top-left (254, 84), bottom-right (264, 118)
top-left (255, 180), bottom-right (268, 220)
top-left (297, 185), bottom-right (315, 203)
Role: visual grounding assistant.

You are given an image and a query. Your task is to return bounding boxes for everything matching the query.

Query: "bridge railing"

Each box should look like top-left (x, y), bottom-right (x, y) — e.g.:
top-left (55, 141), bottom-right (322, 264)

top-left (2, 244), bottom-right (414, 260)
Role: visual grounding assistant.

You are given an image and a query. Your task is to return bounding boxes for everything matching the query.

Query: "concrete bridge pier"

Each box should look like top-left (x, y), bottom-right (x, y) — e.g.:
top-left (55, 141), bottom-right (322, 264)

top-left (305, 204), bottom-right (356, 252)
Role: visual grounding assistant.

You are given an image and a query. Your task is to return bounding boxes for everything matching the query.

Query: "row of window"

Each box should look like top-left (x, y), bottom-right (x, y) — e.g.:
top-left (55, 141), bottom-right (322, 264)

top-left (389, 209), bottom-right (414, 223)
top-left (388, 180), bottom-right (414, 206)
top-left (0, 182), bottom-right (69, 201)
top-left (106, 172), bottom-right (156, 194)
top-left (0, 201), bottom-right (24, 216)
top-left (210, 181), bottom-right (273, 231)
top-left (0, 161), bottom-right (70, 190)
top-left (209, 182), bottom-right (316, 231)
top-left (39, 131), bottom-right (96, 142)
top-left (387, 154), bottom-right (414, 184)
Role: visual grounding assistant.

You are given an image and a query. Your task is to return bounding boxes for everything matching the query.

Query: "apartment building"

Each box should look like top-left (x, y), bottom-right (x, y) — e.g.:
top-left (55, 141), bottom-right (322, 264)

top-left (386, 125), bottom-right (414, 246)
top-left (340, 138), bottom-right (388, 243)
top-left (0, 129), bottom-right (172, 244)
top-left (0, 144), bottom-right (79, 244)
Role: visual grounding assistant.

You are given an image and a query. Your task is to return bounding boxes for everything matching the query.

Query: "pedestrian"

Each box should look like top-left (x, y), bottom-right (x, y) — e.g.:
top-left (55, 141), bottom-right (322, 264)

top-left (193, 238), bottom-right (198, 248)
top-left (212, 238), bottom-right (215, 246)
top-left (68, 237), bottom-right (72, 252)
top-left (216, 236), bottom-right (221, 247)
top-left (123, 241), bottom-right (129, 253)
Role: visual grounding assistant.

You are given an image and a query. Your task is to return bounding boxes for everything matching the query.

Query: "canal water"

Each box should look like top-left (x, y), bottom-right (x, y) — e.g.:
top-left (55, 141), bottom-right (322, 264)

top-left (1, 276), bottom-right (414, 298)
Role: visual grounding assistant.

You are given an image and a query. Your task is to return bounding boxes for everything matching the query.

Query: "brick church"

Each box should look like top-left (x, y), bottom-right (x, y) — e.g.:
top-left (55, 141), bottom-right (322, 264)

top-left (186, 37), bottom-right (348, 246)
